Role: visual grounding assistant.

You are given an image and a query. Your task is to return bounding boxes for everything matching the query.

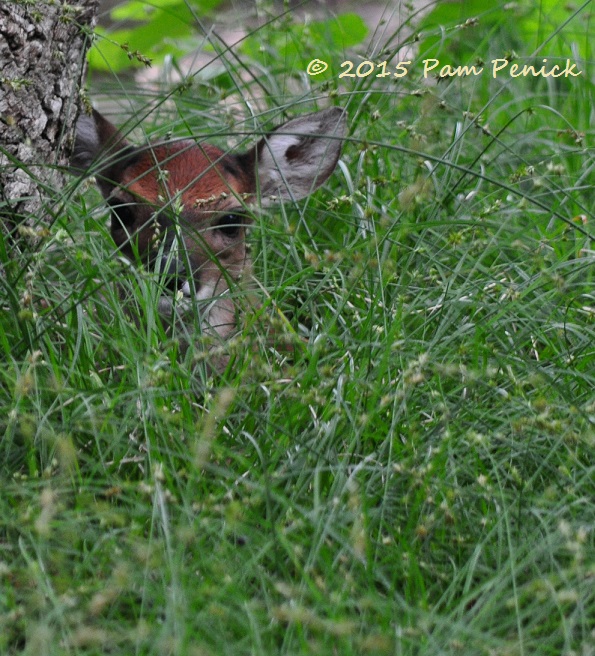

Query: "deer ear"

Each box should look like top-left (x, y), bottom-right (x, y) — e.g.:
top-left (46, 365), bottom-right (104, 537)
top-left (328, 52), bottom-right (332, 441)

top-left (71, 109), bottom-right (123, 171)
top-left (70, 109), bottom-right (132, 196)
top-left (254, 107), bottom-right (346, 203)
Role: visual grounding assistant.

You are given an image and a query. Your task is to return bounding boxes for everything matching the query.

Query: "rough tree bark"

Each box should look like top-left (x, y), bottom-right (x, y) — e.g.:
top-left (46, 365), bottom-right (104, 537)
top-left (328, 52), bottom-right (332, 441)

top-left (0, 0), bottom-right (99, 245)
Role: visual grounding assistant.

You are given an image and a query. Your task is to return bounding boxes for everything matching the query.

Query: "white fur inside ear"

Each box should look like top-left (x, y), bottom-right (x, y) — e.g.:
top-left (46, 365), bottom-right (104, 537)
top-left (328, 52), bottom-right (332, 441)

top-left (258, 135), bottom-right (302, 188)
top-left (257, 108), bottom-right (346, 202)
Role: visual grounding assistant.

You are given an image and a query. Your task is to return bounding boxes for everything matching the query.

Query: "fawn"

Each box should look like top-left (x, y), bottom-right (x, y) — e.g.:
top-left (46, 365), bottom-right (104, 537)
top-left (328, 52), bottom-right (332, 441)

top-left (71, 106), bottom-right (346, 356)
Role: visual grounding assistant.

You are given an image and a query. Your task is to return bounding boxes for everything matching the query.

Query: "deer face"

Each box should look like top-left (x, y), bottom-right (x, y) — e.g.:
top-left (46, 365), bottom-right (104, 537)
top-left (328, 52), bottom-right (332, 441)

top-left (71, 107), bottom-right (346, 340)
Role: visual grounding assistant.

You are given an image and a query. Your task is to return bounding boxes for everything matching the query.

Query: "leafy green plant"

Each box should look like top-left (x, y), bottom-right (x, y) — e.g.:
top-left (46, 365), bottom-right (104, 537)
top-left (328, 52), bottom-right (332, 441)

top-left (88, 0), bottom-right (224, 71)
top-left (417, 0), bottom-right (592, 61)
top-left (239, 12), bottom-right (368, 78)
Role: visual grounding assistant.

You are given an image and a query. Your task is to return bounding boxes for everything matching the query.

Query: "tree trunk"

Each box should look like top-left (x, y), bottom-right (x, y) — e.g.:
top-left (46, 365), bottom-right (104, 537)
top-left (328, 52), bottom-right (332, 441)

top-left (0, 0), bottom-right (99, 246)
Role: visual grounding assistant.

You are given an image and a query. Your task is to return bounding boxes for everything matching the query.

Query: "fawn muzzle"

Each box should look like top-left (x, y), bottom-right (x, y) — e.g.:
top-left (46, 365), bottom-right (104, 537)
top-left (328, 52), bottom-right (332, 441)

top-left (71, 106), bottom-right (346, 350)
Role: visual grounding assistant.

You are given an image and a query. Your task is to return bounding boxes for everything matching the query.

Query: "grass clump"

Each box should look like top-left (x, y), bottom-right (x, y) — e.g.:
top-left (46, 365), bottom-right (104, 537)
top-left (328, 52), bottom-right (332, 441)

top-left (1, 1), bottom-right (593, 654)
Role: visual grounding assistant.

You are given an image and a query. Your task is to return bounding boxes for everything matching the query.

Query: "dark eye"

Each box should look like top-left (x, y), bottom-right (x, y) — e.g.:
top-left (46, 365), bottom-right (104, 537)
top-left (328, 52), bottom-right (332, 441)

top-left (214, 214), bottom-right (242, 239)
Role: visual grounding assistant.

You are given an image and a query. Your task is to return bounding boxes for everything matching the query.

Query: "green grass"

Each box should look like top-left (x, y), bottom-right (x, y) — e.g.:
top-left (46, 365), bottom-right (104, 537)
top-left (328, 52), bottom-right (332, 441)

top-left (1, 1), bottom-right (593, 654)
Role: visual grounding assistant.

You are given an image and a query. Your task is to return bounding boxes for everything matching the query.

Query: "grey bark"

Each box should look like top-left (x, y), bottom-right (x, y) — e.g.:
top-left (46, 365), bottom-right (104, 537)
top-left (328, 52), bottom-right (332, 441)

top-left (0, 0), bottom-right (99, 243)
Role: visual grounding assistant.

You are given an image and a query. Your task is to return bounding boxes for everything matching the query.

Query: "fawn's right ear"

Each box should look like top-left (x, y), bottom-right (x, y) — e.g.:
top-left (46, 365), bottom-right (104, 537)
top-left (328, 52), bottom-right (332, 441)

top-left (70, 109), bottom-right (130, 196)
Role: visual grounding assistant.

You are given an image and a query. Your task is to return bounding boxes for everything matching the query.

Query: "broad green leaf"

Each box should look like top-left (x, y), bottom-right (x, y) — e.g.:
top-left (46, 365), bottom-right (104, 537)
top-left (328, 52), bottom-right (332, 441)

top-left (417, 0), bottom-right (592, 64)
top-left (239, 13), bottom-right (368, 78)
top-left (111, 0), bottom-right (184, 22)
top-left (88, 0), bottom-right (223, 72)
top-left (111, 0), bottom-right (221, 21)
top-left (88, 25), bottom-right (185, 72)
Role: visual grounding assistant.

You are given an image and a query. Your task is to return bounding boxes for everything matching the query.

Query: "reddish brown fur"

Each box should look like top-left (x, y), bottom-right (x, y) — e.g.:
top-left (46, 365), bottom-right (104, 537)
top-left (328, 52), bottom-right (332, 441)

top-left (72, 106), bottom-right (346, 356)
top-left (122, 141), bottom-right (253, 211)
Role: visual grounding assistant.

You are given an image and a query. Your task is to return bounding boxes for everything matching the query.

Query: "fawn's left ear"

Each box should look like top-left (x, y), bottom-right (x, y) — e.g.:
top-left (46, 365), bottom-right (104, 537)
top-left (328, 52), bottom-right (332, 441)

top-left (71, 109), bottom-right (128, 172)
top-left (253, 107), bottom-right (346, 203)
top-left (70, 109), bottom-right (134, 200)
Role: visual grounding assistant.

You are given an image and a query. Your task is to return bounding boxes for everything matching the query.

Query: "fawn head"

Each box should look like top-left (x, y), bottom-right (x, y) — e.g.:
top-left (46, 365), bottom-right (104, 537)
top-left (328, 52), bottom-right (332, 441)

top-left (71, 106), bottom-right (346, 339)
